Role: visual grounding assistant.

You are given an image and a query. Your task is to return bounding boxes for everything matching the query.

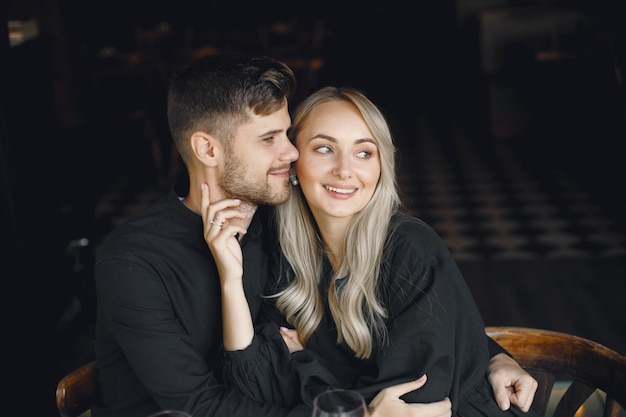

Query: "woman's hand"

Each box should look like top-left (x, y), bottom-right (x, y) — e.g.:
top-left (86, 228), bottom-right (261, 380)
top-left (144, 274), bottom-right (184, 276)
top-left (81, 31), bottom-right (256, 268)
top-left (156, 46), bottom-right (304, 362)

top-left (279, 326), bottom-right (304, 353)
top-left (201, 183), bottom-right (252, 351)
top-left (200, 183), bottom-right (248, 284)
top-left (368, 375), bottom-right (451, 417)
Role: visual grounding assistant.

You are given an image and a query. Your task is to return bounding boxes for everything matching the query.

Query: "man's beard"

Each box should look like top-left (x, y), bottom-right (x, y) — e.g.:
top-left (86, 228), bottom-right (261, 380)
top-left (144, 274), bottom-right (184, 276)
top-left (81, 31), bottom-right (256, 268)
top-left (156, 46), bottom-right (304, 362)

top-left (221, 152), bottom-right (291, 207)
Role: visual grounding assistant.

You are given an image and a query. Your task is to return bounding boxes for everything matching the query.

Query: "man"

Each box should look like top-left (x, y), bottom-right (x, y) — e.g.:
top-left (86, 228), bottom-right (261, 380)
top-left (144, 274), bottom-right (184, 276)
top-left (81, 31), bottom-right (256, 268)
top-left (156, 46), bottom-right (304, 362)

top-left (93, 54), bottom-right (536, 417)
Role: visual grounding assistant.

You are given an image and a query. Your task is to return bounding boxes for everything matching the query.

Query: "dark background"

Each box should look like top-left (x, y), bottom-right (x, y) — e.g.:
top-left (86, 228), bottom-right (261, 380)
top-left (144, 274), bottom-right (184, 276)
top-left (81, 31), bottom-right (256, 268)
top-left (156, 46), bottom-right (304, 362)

top-left (2, 1), bottom-right (625, 416)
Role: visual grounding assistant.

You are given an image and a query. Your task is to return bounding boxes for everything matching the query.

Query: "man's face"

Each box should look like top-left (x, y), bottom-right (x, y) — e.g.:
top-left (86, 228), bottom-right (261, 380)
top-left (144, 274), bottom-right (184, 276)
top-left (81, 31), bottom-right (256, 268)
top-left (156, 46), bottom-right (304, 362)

top-left (221, 103), bottom-right (298, 206)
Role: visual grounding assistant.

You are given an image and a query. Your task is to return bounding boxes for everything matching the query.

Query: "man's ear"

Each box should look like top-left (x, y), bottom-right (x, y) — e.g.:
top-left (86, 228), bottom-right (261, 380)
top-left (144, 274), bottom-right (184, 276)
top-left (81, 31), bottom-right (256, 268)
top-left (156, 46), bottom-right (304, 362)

top-left (190, 131), bottom-right (221, 167)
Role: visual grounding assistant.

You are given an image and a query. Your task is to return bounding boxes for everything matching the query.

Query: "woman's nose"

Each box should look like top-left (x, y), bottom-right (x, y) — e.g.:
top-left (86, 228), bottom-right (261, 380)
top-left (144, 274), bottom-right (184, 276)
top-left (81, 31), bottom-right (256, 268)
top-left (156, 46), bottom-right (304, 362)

top-left (332, 154), bottom-right (352, 179)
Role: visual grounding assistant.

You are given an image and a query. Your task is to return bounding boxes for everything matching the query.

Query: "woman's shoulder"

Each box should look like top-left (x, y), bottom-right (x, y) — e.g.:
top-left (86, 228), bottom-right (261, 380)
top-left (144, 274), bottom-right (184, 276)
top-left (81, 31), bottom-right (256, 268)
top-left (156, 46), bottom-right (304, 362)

top-left (388, 212), bottom-right (447, 253)
top-left (390, 212), bottom-right (438, 235)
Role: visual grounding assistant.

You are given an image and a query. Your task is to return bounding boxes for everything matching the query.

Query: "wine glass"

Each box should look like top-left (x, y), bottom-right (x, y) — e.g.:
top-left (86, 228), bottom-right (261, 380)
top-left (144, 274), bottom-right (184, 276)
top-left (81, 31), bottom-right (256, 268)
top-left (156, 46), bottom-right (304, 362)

top-left (146, 410), bottom-right (193, 417)
top-left (312, 389), bottom-right (368, 417)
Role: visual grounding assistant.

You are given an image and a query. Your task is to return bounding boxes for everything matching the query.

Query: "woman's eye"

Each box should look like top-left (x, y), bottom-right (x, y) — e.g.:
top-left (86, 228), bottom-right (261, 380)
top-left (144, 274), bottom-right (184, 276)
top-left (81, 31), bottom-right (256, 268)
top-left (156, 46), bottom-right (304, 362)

top-left (356, 150), bottom-right (373, 159)
top-left (314, 145), bottom-right (332, 154)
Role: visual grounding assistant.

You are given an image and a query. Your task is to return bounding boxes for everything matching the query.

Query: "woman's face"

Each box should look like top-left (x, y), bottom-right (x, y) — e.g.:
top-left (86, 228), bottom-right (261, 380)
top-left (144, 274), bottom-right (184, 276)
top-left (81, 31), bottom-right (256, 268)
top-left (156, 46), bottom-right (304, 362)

top-left (294, 100), bottom-right (381, 224)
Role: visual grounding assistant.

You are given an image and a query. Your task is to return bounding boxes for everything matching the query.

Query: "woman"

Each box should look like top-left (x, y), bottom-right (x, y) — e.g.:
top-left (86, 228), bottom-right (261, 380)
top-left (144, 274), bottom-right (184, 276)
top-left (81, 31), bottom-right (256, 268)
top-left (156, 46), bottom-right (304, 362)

top-left (203, 86), bottom-right (537, 416)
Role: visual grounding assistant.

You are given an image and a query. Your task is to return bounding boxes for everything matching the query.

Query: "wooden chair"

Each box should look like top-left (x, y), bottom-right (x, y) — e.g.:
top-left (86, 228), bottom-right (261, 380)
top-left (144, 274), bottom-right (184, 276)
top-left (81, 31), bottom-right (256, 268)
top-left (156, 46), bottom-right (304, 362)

top-left (55, 329), bottom-right (626, 417)
top-left (486, 326), bottom-right (626, 417)
top-left (56, 360), bottom-right (98, 417)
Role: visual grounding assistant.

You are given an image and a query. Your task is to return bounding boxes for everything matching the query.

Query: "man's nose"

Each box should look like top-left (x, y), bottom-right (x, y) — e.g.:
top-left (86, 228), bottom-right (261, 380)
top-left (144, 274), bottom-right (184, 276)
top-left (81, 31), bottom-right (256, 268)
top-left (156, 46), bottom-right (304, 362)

top-left (279, 136), bottom-right (299, 162)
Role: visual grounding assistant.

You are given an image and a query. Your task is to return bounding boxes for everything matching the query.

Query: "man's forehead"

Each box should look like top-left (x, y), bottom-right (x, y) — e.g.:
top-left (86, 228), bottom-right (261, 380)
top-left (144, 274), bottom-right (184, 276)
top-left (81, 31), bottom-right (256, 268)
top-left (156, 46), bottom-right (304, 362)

top-left (236, 107), bottom-right (291, 138)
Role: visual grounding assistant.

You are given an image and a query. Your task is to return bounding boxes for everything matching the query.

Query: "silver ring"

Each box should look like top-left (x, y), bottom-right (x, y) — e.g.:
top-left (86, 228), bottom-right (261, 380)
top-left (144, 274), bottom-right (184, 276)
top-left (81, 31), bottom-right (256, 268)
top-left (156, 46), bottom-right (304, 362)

top-left (209, 218), bottom-right (225, 228)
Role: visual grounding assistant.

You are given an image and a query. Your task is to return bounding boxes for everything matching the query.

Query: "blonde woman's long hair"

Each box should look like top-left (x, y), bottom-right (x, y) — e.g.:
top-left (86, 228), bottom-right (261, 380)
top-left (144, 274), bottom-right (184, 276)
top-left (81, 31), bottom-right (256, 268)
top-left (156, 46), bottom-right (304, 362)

top-left (273, 86), bottom-right (400, 358)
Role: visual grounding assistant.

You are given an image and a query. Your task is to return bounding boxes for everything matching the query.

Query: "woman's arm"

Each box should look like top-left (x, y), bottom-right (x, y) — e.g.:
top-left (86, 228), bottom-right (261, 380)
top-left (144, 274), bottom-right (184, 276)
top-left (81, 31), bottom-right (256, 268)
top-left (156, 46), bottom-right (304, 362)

top-left (201, 184), bottom-right (301, 406)
top-left (201, 183), bottom-right (253, 351)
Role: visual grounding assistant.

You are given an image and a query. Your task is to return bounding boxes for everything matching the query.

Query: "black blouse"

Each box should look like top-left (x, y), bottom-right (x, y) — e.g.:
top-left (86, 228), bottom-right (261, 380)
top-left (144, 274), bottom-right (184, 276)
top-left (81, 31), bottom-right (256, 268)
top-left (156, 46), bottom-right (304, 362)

top-left (221, 213), bottom-right (523, 417)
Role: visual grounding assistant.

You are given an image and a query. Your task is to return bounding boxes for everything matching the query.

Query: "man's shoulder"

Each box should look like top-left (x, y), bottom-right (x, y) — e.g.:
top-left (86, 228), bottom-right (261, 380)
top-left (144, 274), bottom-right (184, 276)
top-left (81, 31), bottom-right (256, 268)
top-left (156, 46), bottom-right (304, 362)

top-left (96, 194), bottom-right (188, 259)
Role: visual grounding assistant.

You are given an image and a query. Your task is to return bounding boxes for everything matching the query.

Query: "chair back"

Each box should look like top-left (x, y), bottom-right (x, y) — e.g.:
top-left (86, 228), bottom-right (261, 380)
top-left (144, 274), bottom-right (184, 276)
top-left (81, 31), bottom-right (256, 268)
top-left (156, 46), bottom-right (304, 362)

top-left (486, 327), bottom-right (626, 417)
top-left (56, 360), bottom-right (98, 417)
top-left (57, 330), bottom-right (626, 417)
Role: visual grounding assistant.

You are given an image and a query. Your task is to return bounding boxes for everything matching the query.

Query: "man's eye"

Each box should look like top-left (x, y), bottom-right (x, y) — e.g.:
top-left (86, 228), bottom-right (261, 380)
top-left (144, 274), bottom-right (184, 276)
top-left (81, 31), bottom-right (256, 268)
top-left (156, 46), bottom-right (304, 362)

top-left (262, 135), bottom-right (275, 143)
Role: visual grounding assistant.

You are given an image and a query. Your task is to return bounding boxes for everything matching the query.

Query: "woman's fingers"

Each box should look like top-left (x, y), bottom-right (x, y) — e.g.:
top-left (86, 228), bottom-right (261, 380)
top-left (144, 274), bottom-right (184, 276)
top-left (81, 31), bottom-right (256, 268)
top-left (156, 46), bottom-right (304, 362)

top-left (200, 184), bottom-right (247, 281)
top-left (279, 327), bottom-right (304, 352)
top-left (200, 183), bottom-right (247, 238)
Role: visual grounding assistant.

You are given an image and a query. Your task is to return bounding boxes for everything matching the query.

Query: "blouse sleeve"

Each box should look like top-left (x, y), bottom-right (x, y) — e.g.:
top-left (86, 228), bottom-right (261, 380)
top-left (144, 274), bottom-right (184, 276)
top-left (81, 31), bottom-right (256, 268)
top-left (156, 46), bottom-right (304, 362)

top-left (220, 322), bottom-right (299, 407)
top-left (352, 217), bottom-right (491, 409)
top-left (220, 321), bottom-right (345, 408)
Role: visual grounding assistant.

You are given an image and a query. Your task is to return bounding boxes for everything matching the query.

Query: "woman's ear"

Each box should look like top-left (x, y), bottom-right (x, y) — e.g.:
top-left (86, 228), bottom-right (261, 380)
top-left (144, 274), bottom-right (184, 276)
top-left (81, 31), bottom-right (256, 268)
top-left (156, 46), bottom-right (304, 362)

top-left (190, 131), bottom-right (220, 167)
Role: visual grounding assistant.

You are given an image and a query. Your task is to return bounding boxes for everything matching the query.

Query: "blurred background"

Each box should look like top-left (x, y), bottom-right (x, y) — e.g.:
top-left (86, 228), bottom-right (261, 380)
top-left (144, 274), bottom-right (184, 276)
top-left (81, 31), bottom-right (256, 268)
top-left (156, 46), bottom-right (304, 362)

top-left (2, 1), bottom-right (625, 416)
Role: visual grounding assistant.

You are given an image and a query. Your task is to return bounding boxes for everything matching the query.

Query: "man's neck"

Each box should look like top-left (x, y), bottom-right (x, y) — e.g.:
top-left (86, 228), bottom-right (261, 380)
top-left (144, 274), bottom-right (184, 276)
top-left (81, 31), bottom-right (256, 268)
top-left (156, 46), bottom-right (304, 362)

top-left (182, 183), bottom-right (257, 231)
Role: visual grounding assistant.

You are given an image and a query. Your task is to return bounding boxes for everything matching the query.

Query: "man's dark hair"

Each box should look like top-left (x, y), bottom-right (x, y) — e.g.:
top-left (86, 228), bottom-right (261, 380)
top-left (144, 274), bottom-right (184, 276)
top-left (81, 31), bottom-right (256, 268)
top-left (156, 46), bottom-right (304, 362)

top-left (167, 54), bottom-right (296, 162)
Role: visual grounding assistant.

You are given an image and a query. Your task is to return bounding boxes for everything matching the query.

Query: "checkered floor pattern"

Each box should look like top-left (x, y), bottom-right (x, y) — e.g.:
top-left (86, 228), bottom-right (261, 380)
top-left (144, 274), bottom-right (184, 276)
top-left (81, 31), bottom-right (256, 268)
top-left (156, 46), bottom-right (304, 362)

top-left (397, 121), bottom-right (626, 261)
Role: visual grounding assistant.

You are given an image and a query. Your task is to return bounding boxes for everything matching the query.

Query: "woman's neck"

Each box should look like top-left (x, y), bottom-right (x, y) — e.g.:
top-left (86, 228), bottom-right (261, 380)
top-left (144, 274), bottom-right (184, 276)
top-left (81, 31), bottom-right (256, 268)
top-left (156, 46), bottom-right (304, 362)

top-left (316, 218), bottom-right (350, 271)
